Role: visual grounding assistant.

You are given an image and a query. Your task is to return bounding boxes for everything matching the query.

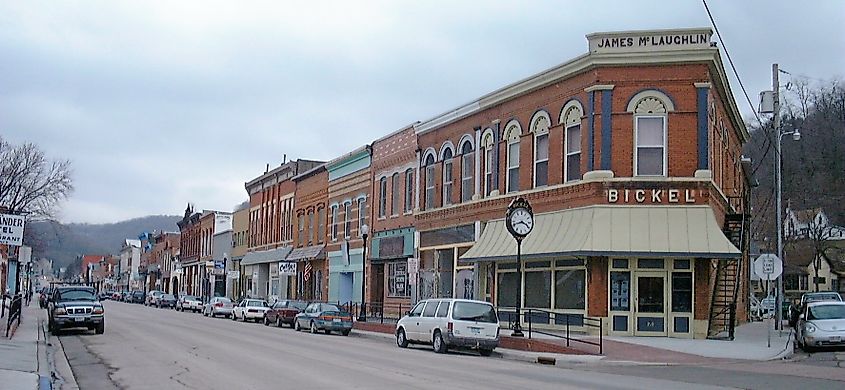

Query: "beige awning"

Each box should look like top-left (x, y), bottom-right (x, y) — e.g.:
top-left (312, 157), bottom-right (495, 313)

top-left (460, 205), bottom-right (741, 261)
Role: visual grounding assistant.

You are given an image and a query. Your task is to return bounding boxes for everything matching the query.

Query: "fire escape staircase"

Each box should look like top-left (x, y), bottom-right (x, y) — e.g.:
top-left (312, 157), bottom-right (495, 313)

top-left (707, 212), bottom-right (747, 340)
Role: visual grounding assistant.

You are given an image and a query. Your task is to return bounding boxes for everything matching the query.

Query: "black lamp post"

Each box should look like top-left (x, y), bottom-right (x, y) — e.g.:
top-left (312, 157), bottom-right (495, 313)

top-left (358, 224), bottom-right (370, 322)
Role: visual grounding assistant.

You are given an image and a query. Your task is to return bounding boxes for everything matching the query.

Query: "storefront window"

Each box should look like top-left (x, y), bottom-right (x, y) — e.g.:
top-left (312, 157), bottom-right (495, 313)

top-left (525, 271), bottom-right (551, 308)
top-left (497, 271), bottom-right (518, 307)
top-left (671, 273), bottom-right (692, 313)
top-left (785, 274), bottom-right (799, 290)
top-left (388, 262), bottom-right (410, 297)
top-left (436, 248), bottom-right (454, 298)
top-left (610, 271), bottom-right (630, 311)
top-left (455, 268), bottom-right (474, 300)
top-left (638, 258), bottom-right (664, 269)
top-left (554, 269), bottom-right (585, 309)
top-left (270, 279), bottom-right (280, 297)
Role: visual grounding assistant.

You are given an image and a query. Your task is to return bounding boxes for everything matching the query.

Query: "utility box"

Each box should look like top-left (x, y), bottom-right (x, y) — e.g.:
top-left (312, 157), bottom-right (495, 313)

top-left (759, 90), bottom-right (774, 113)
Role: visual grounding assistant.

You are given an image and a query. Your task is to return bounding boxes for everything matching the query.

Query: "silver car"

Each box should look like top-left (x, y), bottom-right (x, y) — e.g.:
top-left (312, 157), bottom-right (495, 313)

top-left (796, 301), bottom-right (845, 351)
top-left (203, 297), bottom-right (234, 318)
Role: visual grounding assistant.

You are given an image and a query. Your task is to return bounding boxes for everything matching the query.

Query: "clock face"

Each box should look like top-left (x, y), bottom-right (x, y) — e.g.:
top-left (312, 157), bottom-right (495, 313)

top-left (509, 207), bottom-right (533, 236)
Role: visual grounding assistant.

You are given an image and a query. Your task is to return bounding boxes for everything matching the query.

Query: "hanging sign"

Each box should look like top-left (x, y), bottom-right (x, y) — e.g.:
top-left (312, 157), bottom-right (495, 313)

top-left (0, 213), bottom-right (25, 246)
top-left (278, 262), bottom-right (297, 276)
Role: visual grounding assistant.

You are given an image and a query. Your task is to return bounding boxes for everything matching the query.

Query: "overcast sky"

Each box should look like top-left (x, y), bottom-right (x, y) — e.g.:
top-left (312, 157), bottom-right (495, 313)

top-left (1, 1), bottom-right (843, 224)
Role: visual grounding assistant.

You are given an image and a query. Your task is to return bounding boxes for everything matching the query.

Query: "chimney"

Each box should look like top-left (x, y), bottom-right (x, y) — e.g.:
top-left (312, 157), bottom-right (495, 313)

top-left (283, 154), bottom-right (287, 165)
top-left (265, 163), bottom-right (269, 173)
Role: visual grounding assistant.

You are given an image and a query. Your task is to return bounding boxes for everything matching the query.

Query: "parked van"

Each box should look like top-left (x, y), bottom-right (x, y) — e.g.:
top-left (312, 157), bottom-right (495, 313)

top-left (395, 298), bottom-right (499, 356)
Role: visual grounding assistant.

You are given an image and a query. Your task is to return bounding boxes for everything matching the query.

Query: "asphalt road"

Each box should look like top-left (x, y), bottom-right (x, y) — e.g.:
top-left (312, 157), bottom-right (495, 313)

top-left (54, 301), bottom-right (844, 390)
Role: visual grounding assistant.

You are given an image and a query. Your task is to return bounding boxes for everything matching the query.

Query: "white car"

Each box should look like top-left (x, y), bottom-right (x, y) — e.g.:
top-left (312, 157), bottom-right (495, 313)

top-left (203, 297), bottom-right (234, 318)
top-left (795, 301), bottom-right (845, 351)
top-left (145, 290), bottom-right (163, 306)
top-left (232, 299), bottom-right (269, 322)
top-left (395, 298), bottom-right (500, 356)
top-left (177, 295), bottom-right (204, 312)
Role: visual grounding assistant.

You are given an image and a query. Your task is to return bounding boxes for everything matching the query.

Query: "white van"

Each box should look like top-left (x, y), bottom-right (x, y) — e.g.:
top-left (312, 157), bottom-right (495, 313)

top-left (395, 298), bottom-right (500, 356)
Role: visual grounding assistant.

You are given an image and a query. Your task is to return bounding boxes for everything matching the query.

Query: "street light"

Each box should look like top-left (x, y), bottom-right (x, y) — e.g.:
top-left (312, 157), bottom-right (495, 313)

top-left (358, 224), bottom-right (370, 322)
top-left (775, 128), bottom-right (801, 330)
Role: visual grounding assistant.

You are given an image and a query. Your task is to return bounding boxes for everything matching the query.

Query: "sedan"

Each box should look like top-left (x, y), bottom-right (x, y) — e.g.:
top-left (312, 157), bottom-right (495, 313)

top-left (232, 299), bottom-right (269, 322)
top-left (157, 294), bottom-right (177, 309)
top-left (796, 301), bottom-right (845, 351)
top-left (293, 302), bottom-right (353, 336)
top-left (177, 295), bottom-right (204, 312)
top-left (203, 297), bottom-right (234, 318)
top-left (264, 300), bottom-right (308, 327)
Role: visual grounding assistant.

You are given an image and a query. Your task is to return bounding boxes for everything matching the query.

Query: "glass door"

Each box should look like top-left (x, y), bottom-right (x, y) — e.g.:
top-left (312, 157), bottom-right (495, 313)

top-left (635, 272), bottom-right (667, 336)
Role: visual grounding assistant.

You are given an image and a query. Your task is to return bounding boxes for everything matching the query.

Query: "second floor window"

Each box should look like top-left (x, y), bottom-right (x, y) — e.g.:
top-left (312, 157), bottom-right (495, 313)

top-left (331, 205), bottom-right (338, 241)
top-left (461, 140), bottom-right (474, 202)
top-left (317, 207), bottom-right (325, 244)
top-left (391, 173), bottom-right (400, 216)
top-left (442, 148), bottom-right (453, 206)
top-left (506, 138), bottom-right (520, 193)
top-left (565, 123), bottom-right (582, 181)
top-left (424, 154), bottom-right (436, 210)
top-left (344, 202), bottom-right (352, 239)
top-left (297, 213), bottom-right (305, 246)
top-left (404, 169), bottom-right (414, 213)
top-left (308, 211), bottom-right (314, 245)
top-left (358, 198), bottom-right (366, 236)
top-left (635, 116), bottom-right (666, 176)
top-left (378, 177), bottom-right (387, 218)
top-left (482, 132), bottom-right (494, 197)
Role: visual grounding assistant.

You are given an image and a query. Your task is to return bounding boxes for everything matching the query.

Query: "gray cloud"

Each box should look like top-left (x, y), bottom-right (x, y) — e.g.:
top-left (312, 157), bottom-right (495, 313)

top-left (1, 1), bottom-right (842, 223)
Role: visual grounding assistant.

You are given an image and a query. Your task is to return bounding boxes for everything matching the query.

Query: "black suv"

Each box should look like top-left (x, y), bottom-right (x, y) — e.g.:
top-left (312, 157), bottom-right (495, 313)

top-left (48, 286), bottom-right (105, 334)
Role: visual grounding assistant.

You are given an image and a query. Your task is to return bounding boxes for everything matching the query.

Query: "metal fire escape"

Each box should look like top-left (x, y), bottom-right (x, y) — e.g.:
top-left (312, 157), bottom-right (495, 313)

top-left (708, 196), bottom-right (749, 340)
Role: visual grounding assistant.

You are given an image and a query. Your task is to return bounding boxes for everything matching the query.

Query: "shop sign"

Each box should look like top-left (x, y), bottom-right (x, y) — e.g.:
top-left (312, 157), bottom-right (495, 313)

top-left (278, 262), bottom-right (296, 276)
top-left (0, 213), bottom-right (25, 246)
top-left (606, 188), bottom-right (698, 204)
top-left (228, 270), bottom-right (240, 279)
top-left (589, 30), bottom-right (712, 54)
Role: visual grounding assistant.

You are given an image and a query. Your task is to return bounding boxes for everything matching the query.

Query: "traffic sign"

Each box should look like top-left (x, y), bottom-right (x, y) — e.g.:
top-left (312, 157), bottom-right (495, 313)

top-left (753, 254), bottom-right (783, 280)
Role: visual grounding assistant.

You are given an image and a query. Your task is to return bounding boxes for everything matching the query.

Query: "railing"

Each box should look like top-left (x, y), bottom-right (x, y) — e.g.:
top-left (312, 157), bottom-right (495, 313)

top-left (346, 302), bottom-right (408, 324)
top-left (4, 294), bottom-right (23, 338)
top-left (498, 307), bottom-right (603, 355)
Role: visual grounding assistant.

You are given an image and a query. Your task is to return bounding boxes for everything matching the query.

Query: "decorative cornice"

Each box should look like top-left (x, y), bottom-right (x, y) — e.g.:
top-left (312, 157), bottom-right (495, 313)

top-left (584, 84), bottom-right (615, 92)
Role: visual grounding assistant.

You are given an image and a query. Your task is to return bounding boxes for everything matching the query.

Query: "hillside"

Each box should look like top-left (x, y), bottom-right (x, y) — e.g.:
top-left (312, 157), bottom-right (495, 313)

top-left (25, 215), bottom-right (181, 274)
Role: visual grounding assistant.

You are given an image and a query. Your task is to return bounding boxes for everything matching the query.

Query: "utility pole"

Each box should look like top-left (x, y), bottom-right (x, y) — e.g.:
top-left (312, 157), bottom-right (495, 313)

top-left (773, 63), bottom-right (784, 332)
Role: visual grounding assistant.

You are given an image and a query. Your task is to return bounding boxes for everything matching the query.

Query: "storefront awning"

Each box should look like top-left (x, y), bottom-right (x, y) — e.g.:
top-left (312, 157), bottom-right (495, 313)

top-left (460, 205), bottom-right (741, 261)
top-left (287, 244), bottom-right (325, 261)
top-left (241, 246), bottom-right (293, 266)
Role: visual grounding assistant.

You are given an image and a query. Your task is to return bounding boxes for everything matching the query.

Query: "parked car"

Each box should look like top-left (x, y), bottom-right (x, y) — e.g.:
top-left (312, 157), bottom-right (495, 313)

top-left (293, 302), bottom-right (353, 335)
top-left (395, 298), bottom-right (499, 356)
top-left (790, 292), bottom-right (843, 327)
top-left (98, 291), bottom-right (112, 301)
top-left (203, 297), bottom-right (234, 318)
top-left (177, 295), bottom-right (204, 312)
top-left (795, 301), bottom-right (845, 351)
top-left (157, 293), bottom-right (177, 308)
top-left (264, 300), bottom-right (308, 327)
top-left (130, 291), bottom-right (145, 304)
top-left (145, 290), bottom-right (164, 306)
top-left (47, 285), bottom-right (105, 335)
top-left (231, 299), bottom-right (270, 322)
top-left (112, 291), bottom-right (123, 301)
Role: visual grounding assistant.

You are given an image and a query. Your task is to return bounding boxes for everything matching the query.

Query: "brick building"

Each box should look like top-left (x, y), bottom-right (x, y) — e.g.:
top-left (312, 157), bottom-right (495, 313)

top-left (368, 125), bottom-right (418, 315)
top-left (326, 146), bottom-right (372, 304)
top-left (176, 205), bottom-right (201, 295)
top-left (289, 164), bottom-right (329, 301)
top-left (230, 202), bottom-right (249, 300)
top-left (151, 232), bottom-right (180, 294)
top-left (242, 159), bottom-right (322, 300)
top-left (409, 28), bottom-right (749, 339)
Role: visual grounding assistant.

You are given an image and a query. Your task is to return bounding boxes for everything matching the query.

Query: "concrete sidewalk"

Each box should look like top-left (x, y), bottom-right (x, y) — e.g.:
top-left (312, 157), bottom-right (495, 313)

top-left (0, 301), bottom-right (52, 390)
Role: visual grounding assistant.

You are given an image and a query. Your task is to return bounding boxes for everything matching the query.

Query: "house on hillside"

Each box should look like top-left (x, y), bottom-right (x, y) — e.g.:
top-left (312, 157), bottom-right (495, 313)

top-left (784, 206), bottom-right (845, 240)
top-left (783, 239), bottom-right (845, 295)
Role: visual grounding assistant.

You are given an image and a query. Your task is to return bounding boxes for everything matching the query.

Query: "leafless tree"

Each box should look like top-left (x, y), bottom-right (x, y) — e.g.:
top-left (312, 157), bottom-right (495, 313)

top-left (0, 136), bottom-right (74, 219)
top-left (806, 217), bottom-right (835, 292)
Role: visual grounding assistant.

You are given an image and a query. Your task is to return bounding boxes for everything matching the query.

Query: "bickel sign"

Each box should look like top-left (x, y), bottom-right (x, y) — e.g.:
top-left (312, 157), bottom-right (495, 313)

top-left (0, 213), bottom-right (26, 246)
top-left (606, 188), bottom-right (704, 204)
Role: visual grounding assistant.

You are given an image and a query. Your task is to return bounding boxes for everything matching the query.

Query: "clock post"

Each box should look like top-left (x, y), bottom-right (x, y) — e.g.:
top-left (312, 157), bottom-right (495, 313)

top-left (505, 197), bottom-right (534, 337)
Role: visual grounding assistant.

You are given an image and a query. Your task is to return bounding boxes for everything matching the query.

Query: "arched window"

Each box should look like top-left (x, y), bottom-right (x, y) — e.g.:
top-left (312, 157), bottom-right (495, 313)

top-left (504, 120), bottom-right (522, 193)
top-left (459, 135), bottom-right (474, 202)
top-left (424, 153), bottom-right (436, 210)
top-left (627, 90), bottom-right (674, 176)
top-left (391, 172), bottom-right (400, 216)
top-left (560, 101), bottom-right (584, 182)
top-left (481, 129), bottom-right (495, 197)
top-left (404, 168), bottom-right (414, 213)
top-left (530, 111), bottom-right (551, 187)
top-left (442, 147), bottom-right (454, 206)
top-left (378, 177), bottom-right (387, 218)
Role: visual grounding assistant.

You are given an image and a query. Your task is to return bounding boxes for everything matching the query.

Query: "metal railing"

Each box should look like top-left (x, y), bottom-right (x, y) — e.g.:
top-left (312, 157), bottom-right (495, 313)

top-left (4, 294), bottom-right (23, 338)
top-left (350, 302), bottom-right (408, 324)
top-left (498, 307), bottom-right (603, 355)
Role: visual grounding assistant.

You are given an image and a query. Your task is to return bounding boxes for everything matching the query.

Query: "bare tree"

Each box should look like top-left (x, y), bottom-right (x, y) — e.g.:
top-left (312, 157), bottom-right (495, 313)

top-left (0, 136), bottom-right (73, 218)
top-left (806, 216), bottom-right (835, 292)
